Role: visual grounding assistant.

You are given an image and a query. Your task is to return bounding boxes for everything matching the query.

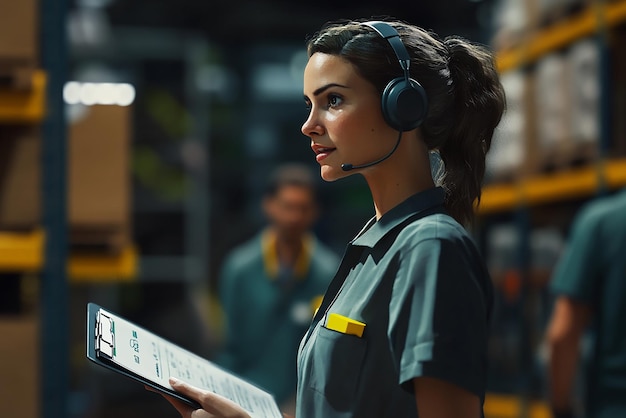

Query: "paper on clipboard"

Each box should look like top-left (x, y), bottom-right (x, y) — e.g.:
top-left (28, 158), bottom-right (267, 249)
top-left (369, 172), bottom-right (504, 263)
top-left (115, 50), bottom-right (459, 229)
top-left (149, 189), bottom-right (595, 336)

top-left (87, 303), bottom-right (282, 418)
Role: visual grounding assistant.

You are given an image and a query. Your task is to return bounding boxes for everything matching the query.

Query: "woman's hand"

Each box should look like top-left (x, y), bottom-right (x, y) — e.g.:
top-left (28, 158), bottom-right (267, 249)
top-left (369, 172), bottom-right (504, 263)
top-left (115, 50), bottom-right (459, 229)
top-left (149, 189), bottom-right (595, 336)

top-left (159, 377), bottom-right (251, 418)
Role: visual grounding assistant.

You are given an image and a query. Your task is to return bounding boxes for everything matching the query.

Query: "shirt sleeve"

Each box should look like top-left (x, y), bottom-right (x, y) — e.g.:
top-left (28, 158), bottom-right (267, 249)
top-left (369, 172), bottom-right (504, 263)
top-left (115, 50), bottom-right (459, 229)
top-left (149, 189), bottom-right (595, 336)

top-left (550, 206), bottom-right (603, 303)
top-left (387, 237), bottom-right (490, 398)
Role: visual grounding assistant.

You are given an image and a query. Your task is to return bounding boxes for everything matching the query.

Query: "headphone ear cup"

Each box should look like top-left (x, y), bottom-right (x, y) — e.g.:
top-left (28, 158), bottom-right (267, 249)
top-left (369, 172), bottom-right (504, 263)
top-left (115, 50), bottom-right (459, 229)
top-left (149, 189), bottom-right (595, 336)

top-left (381, 77), bottom-right (428, 131)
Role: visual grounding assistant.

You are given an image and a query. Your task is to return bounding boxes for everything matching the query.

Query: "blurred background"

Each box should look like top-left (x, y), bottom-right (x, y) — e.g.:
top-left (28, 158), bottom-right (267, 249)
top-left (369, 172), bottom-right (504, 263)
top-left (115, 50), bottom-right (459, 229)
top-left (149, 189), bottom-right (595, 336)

top-left (0, 0), bottom-right (625, 417)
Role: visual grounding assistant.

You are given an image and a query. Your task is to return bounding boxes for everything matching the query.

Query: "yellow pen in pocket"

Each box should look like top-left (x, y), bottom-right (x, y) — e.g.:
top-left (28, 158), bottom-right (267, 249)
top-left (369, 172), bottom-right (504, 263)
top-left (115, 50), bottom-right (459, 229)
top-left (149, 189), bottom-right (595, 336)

top-left (325, 313), bottom-right (366, 337)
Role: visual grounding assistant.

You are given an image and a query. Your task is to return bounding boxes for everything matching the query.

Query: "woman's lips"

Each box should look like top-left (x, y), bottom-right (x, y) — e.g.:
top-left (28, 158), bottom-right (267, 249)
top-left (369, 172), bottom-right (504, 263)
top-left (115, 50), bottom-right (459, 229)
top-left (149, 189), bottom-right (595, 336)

top-left (315, 148), bottom-right (335, 162)
top-left (312, 145), bottom-right (336, 163)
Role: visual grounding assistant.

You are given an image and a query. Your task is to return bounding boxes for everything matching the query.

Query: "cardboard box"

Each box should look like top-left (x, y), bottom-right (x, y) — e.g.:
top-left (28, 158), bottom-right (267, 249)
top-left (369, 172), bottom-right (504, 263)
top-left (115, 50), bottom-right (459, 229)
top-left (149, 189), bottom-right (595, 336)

top-left (487, 70), bottom-right (529, 182)
top-left (491, 0), bottom-right (533, 51)
top-left (0, 0), bottom-right (38, 63)
top-left (567, 39), bottom-right (600, 145)
top-left (0, 126), bottom-right (41, 230)
top-left (0, 0), bottom-right (38, 90)
top-left (611, 26), bottom-right (626, 158)
top-left (565, 38), bottom-right (600, 163)
top-left (0, 314), bottom-right (39, 418)
top-left (534, 52), bottom-right (572, 170)
top-left (536, 0), bottom-right (587, 28)
top-left (520, 70), bottom-right (541, 177)
top-left (68, 104), bottom-right (131, 252)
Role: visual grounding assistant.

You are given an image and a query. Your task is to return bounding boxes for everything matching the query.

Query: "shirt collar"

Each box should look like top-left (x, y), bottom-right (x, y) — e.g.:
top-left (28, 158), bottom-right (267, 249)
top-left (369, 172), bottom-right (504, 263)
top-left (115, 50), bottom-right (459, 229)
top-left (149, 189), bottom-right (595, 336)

top-left (262, 228), bottom-right (313, 280)
top-left (351, 186), bottom-right (446, 248)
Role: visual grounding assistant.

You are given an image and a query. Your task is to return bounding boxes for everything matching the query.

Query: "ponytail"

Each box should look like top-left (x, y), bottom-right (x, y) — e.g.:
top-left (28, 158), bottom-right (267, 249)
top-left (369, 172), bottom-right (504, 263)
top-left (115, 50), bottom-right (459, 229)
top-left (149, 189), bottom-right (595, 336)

top-left (437, 37), bottom-right (505, 225)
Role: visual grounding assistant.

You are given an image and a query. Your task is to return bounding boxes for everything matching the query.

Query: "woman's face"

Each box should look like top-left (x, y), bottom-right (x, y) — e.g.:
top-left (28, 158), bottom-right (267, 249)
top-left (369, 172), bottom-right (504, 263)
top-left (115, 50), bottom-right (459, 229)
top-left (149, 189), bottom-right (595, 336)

top-left (301, 52), bottom-right (398, 181)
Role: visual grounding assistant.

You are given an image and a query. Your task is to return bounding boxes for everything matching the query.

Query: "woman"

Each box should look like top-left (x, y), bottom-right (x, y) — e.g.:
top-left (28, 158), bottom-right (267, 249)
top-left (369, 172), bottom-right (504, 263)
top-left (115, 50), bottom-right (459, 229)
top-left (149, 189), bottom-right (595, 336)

top-left (162, 18), bottom-right (505, 418)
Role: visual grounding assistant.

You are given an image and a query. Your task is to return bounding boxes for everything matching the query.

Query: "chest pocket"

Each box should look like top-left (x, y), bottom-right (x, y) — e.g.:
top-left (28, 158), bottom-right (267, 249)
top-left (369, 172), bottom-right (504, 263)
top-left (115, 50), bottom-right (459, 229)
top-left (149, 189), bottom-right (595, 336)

top-left (307, 325), bottom-right (368, 411)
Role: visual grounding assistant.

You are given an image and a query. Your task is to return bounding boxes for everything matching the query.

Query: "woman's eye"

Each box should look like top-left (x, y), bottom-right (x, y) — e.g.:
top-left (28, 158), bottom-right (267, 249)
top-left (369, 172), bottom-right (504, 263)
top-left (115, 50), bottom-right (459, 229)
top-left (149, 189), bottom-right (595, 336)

top-left (327, 94), bottom-right (342, 108)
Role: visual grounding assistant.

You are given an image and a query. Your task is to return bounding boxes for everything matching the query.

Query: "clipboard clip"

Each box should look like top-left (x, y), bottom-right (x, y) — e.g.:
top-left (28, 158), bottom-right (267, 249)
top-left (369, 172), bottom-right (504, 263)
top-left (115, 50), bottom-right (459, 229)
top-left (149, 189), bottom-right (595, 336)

top-left (95, 310), bottom-right (115, 358)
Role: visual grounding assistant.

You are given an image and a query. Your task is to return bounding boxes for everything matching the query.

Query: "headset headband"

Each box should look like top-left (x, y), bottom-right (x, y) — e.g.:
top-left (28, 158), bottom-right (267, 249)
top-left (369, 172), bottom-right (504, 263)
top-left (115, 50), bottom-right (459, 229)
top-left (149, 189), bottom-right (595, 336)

top-left (361, 21), bottom-right (411, 74)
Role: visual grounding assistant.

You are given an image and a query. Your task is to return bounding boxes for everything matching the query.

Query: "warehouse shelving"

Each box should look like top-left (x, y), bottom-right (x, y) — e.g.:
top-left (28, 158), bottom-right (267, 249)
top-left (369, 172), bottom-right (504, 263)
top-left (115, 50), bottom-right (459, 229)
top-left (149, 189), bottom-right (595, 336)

top-left (0, 3), bottom-right (141, 416)
top-left (0, 64), bottom-right (138, 281)
top-left (485, 0), bottom-right (626, 215)
top-left (481, 2), bottom-right (626, 417)
top-left (0, 69), bottom-right (138, 281)
top-left (497, 0), bottom-right (626, 73)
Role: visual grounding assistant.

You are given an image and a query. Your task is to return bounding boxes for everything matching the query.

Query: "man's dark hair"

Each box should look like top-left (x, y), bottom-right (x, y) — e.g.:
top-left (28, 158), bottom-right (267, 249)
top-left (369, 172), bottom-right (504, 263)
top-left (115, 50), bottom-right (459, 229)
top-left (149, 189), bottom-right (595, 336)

top-left (264, 163), bottom-right (318, 199)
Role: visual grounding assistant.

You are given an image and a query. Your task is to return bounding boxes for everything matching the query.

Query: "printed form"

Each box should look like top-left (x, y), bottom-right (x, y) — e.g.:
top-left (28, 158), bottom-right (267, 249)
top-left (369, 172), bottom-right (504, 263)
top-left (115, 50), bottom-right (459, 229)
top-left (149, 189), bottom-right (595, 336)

top-left (98, 308), bottom-right (282, 418)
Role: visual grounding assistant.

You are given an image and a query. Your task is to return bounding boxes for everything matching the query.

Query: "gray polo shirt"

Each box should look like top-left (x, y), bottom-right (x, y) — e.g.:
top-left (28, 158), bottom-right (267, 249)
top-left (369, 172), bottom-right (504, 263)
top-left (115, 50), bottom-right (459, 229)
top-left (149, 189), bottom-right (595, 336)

top-left (296, 187), bottom-right (493, 418)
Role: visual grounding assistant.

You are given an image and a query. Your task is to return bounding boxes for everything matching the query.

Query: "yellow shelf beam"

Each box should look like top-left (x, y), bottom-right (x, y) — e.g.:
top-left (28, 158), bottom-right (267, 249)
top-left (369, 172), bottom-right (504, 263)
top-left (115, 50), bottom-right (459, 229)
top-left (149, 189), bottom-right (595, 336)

top-left (478, 158), bottom-right (626, 214)
top-left (0, 229), bottom-right (137, 281)
top-left (0, 229), bottom-right (45, 272)
top-left (497, 0), bottom-right (626, 73)
top-left (69, 245), bottom-right (138, 282)
top-left (523, 164), bottom-right (601, 206)
top-left (0, 70), bottom-right (46, 123)
top-left (478, 183), bottom-right (522, 214)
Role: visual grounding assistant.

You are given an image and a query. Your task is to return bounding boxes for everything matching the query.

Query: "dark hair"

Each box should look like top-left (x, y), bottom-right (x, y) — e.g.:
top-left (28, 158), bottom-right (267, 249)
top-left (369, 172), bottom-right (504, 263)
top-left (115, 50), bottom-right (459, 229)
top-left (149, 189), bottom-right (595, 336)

top-left (306, 19), bottom-right (505, 225)
top-left (265, 163), bottom-right (319, 199)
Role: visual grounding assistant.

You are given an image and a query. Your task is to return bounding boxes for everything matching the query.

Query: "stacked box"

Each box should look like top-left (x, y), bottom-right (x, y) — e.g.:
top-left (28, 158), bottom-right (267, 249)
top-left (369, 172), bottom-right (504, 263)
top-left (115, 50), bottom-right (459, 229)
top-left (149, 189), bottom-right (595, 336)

top-left (491, 0), bottom-right (535, 51)
top-left (566, 38), bottom-right (600, 162)
top-left (611, 26), bottom-right (626, 157)
top-left (0, 126), bottom-right (41, 230)
top-left (486, 70), bottom-right (531, 182)
top-left (534, 53), bottom-right (572, 171)
top-left (0, 315), bottom-right (39, 418)
top-left (68, 104), bottom-right (132, 253)
top-left (0, 104), bottom-right (132, 249)
top-left (536, 0), bottom-right (587, 27)
top-left (0, 0), bottom-right (38, 90)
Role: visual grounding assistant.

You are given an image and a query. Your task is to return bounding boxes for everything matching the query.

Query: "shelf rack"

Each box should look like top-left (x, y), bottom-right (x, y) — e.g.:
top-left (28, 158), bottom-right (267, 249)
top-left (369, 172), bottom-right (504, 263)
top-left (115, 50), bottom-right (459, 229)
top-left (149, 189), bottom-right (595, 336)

top-left (481, 5), bottom-right (626, 414)
top-left (497, 0), bottom-right (626, 73)
top-left (478, 158), bottom-right (626, 215)
top-left (485, 0), bottom-right (626, 214)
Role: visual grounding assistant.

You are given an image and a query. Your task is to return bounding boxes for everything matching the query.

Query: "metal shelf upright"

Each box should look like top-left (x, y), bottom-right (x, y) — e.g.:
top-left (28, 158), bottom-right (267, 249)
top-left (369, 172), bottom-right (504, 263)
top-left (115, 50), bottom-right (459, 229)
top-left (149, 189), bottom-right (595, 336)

top-left (39, 0), bottom-right (69, 416)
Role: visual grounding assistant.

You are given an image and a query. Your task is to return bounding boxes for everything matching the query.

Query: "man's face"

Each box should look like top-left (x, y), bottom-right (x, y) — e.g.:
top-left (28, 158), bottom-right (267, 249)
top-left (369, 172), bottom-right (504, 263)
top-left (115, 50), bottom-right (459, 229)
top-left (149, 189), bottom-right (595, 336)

top-left (264, 184), bottom-right (318, 240)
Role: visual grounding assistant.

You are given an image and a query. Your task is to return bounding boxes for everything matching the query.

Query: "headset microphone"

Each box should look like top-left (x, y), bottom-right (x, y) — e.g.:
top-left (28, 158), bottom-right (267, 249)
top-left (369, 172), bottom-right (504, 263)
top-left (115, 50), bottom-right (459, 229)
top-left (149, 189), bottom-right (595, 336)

top-left (341, 131), bottom-right (403, 171)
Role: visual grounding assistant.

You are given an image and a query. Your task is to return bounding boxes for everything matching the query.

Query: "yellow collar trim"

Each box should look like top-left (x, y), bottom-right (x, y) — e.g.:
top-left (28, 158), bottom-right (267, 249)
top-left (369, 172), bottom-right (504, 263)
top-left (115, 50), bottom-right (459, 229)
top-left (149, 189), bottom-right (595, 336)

top-left (261, 229), bottom-right (313, 280)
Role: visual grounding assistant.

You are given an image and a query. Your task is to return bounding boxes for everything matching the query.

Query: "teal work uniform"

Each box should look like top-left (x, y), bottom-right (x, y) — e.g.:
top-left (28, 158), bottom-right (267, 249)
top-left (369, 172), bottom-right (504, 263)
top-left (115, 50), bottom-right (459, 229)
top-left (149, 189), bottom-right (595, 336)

top-left (217, 230), bottom-right (339, 404)
top-left (550, 189), bottom-right (626, 418)
top-left (296, 187), bottom-right (493, 417)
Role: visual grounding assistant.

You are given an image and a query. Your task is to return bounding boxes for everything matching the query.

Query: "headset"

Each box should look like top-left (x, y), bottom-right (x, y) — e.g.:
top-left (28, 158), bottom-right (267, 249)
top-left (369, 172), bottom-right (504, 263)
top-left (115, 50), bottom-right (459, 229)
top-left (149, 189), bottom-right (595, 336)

top-left (361, 21), bottom-right (428, 132)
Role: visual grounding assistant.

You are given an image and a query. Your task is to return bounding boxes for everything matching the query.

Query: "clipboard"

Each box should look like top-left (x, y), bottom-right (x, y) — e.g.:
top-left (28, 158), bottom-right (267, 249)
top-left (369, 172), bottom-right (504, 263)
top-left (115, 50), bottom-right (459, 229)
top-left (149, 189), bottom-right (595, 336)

top-left (86, 302), bottom-right (283, 417)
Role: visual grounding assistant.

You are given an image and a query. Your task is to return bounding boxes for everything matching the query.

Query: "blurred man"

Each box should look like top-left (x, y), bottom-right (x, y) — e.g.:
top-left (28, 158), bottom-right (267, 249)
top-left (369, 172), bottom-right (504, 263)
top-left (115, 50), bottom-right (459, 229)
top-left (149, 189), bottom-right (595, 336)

top-left (546, 188), bottom-right (626, 418)
top-left (216, 163), bottom-right (338, 412)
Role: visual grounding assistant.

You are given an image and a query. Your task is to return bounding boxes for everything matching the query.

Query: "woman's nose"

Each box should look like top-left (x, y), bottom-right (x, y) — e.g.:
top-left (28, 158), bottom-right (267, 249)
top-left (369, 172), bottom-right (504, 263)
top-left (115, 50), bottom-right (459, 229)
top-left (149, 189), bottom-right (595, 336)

top-left (301, 110), bottom-right (323, 137)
